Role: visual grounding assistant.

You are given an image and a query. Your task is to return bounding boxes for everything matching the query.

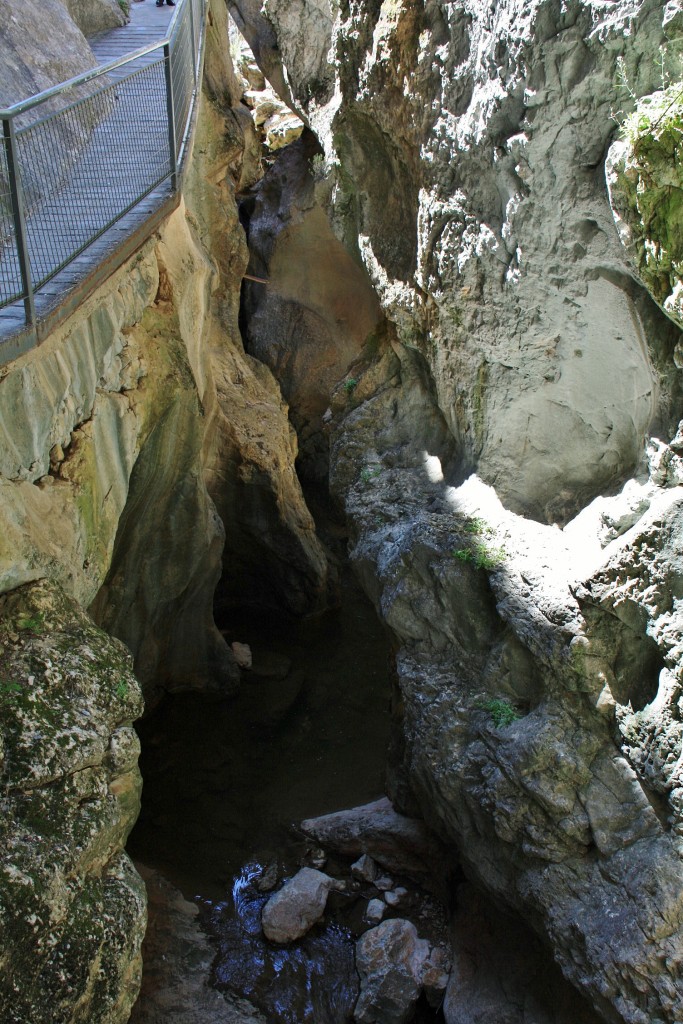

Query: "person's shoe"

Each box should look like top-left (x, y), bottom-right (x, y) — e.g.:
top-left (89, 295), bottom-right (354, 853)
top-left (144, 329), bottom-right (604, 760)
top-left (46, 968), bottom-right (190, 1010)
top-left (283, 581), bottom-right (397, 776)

top-left (166, 1), bottom-right (175, 5)
top-left (155, 1), bottom-right (163, 5)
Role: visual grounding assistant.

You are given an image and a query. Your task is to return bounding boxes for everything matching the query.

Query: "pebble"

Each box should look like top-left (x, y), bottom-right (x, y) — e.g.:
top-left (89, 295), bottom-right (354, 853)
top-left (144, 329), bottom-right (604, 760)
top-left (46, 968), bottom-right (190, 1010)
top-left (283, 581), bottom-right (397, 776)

top-left (366, 899), bottom-right (385, 924)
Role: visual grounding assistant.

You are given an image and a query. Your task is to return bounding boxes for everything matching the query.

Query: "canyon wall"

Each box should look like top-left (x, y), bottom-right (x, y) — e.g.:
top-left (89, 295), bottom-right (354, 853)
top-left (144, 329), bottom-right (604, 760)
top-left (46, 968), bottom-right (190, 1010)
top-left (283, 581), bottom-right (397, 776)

top-left (0, 1), bottom-right (328, 1019)
top-left (229, 1), bottom-right (683, 1021)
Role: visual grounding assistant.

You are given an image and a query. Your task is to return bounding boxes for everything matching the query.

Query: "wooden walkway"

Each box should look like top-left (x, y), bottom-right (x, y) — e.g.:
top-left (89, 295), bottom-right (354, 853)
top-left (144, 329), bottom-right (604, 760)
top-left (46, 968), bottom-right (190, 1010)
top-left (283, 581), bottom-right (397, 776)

top-left (0, 1), bottom-right (184, 361)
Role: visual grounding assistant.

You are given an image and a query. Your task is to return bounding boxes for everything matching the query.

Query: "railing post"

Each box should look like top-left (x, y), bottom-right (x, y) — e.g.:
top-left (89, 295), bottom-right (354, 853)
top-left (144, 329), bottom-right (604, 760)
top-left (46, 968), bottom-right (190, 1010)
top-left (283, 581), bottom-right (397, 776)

top-left (188, 0), bottom-right (198, 84)
top-left (163, 41), bottom-right (178, 189)
top-left (3, 118), bottom-right (35, 326)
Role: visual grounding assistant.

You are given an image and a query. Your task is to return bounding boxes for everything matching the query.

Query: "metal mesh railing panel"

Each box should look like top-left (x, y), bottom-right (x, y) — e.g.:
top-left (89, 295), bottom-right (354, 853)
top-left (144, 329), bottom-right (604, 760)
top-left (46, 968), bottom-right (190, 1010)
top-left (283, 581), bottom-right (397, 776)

top-left (0, 135), bottom-right (22, 305)
top-left (0, 0), bottom-right (207, 320)
top-left (13, 59), bottom-right (170, 291)
top-left (170, 4), bottom-right (195, 160)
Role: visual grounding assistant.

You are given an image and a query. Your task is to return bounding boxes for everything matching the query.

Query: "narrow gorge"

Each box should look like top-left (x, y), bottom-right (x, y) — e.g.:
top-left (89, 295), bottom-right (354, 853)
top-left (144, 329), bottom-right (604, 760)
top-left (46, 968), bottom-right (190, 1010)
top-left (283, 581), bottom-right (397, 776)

top-left (1, 1), bottom-right (683, 1023)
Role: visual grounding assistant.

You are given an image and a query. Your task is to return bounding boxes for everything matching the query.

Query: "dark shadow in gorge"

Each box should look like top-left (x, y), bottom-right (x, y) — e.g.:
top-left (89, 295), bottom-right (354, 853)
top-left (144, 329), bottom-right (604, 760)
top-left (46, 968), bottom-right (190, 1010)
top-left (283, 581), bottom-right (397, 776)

top-left (126, 543), bottom-right (444, 1021)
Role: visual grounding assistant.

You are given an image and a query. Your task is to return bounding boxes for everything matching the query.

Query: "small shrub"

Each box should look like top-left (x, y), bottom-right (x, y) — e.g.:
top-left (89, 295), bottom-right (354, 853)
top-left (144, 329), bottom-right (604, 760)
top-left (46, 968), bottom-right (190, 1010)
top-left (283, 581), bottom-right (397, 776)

top-left (0, 679), bottom-right (22, 699)
top-left (360, 465), bottom-right (382, 484)
top-left (344, 377), bottom-right (358, 395)
top-left (116, 680), bottom-right (129, 700)
top-left (451, 542), bottom-right (505, 570)
top-left (16, 612), bottom-right (44, 634)
top-left (463, 517), bottom-right (494, 536)
top-left (476, 698), bottom-right (521, 729)
top-left (310, 153), bottom-right (328, 181)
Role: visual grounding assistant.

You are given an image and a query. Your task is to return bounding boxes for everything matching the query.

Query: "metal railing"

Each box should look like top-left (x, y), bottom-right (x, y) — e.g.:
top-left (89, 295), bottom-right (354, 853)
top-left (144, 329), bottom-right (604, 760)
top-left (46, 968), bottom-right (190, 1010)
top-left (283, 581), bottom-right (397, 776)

top-left (0, 0), bottom-right (207, 329)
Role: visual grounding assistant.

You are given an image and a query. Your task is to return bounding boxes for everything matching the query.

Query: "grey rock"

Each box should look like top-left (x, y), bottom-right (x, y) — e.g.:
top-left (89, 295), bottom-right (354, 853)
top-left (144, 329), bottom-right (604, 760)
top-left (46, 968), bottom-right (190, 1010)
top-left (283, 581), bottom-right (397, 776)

top-left (301, 797), bottom-right (450, 892)
top-left (354, 919), bottom-right (430, 1024)
top-left (365, 898), bottom-right (385, 924)
top-left (62, 0), bottom-right (126, 36)
top-left (351, 853), bottom-right (379, 882)
top-left (261, 867), bottom-right (335, 943)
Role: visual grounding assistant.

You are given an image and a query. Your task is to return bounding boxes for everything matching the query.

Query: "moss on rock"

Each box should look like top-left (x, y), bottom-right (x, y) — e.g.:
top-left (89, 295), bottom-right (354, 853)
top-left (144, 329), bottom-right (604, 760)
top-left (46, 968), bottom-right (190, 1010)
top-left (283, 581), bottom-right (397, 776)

top-left (0, 580), bottom-right (145, 1024)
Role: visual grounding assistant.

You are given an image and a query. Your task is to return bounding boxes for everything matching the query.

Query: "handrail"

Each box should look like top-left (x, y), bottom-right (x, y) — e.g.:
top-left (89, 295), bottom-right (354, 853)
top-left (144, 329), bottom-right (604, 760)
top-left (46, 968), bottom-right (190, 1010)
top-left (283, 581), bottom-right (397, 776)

top-left (0, 0), bottom-right (208, 350)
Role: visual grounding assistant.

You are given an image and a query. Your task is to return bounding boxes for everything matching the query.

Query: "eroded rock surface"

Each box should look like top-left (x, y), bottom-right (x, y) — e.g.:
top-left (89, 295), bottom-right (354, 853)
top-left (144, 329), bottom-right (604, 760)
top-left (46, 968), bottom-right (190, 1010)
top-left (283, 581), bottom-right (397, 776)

top-left (0, 579), bottom-right (145, 1024)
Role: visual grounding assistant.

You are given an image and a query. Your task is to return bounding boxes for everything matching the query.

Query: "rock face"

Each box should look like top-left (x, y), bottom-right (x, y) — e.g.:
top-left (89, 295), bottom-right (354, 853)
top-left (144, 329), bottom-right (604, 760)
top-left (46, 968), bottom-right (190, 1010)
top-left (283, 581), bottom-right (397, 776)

top-left (0, 0), bottom-right (97, 109)
top-left (242, 131), bottom-right (382, 481)
top-left (230, 2), bottom-right (683, 1021)
top-left (606, 84), bottom-right (683, 333)
top-left (0, 579), bottom-right (146, 1024)
top-left (230, 0), bottom-right (682, 524)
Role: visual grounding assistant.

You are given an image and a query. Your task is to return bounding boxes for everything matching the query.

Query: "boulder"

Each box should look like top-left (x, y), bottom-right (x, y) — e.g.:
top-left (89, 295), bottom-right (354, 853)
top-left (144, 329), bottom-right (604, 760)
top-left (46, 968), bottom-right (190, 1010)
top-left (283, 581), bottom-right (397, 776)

top-left (354, 919), bottom-right (430, 1024)
top-left (261, 867), bottom-right (335, 943)
top-left (301, 797), bottom-right (449, 891)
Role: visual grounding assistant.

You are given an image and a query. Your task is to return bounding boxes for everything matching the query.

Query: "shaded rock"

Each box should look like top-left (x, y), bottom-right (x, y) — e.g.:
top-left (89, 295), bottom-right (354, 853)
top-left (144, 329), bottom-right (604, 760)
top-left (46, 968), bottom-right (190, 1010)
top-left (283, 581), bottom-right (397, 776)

top-left (443, 885), bottom-right (602, 1024)
top-left (301, 797), bottom-right (450, 892)
top-left (366, 898), bottom-right (385, 924)
top-left (231, 641), bottom-right (253, 668)
top-left (129, 865), bottom-right (266, 1024)
top-left (352, 853), bottom-right (379, 882)
top-left (0, 0), bottom-right (97, 109)
top-left (354, 919), bottom-right (430, 1024)
top-left (261, 867), bottom-right (335, 943)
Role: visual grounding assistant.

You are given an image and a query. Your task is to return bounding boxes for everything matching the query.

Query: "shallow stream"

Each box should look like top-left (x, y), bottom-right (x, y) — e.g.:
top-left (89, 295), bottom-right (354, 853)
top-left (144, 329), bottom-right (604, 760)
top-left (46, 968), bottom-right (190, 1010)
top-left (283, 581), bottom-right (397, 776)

top-left (128, 567), bottom-right (418, 1022)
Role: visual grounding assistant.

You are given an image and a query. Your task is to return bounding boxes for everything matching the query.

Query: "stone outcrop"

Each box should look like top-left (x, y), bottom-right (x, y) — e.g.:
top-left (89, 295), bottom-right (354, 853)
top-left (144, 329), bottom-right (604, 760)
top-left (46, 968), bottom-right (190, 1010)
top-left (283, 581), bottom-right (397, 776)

top-left (229, 2), bottom-right (683, 1020)
top-left (0, 579), bottom-right (146, 1024)
top-left (62, 0), bottom-right (127, 38)
top-left (606, 84), bottom-right (683, 334)
top-left (0, 0), bottom-right (97, 109)
top-left (230, 0), bottom-right (682, 524)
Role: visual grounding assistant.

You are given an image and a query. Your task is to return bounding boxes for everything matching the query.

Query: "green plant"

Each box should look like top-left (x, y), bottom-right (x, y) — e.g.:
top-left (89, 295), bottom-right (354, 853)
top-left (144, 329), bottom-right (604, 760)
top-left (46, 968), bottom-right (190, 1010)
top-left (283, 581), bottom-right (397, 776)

top-left (451, 542), bottom-right (506, 570)
top-left (344, 377), bottom-right (358, 395)
top-left (16, 612), bottom-right (43, 634)
top-left (310, 153), bottom-right (328, 181)
top-left (476, 698), bottom-right (521, 729)
top-left (116, 680), bottom-right (129, 700)
top-left (0, 679), bottom-right (22, 698)
top-left (360, 465), bottom-right (382, 484)
top-left (117, 0), bottom-right (130, 14)
top-left (463, 517), bottom-right (494, 536)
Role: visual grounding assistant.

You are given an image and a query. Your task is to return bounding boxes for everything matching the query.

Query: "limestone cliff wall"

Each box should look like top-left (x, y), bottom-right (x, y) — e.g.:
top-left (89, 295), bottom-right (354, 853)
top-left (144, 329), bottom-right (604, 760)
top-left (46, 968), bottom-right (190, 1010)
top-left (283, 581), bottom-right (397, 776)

top-left (230, 2), bottom-right (683, 1022)
top-left (0, 1), bottom-right (328, 1019)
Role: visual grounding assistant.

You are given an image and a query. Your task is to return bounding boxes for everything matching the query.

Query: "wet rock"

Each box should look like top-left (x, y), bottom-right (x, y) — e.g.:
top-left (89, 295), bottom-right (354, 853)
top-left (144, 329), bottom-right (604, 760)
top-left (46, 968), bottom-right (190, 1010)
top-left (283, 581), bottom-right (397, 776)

top-left (261, 867), bottom-right (335, 943)
top-left (352, 853), bottom-right (378, 882)
top-left (255, 861), bottom-right (279, 893)
top-left (129, 865), bottom-right (266, 1024)
top-left (301, 797), bottom-right (449, 892)
top-left (374, 876), bottom-right (393, 892)
top-left (384, 889), bottom-right (405, 908)
top-left (354, 919), bottom-right (430, 1024)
